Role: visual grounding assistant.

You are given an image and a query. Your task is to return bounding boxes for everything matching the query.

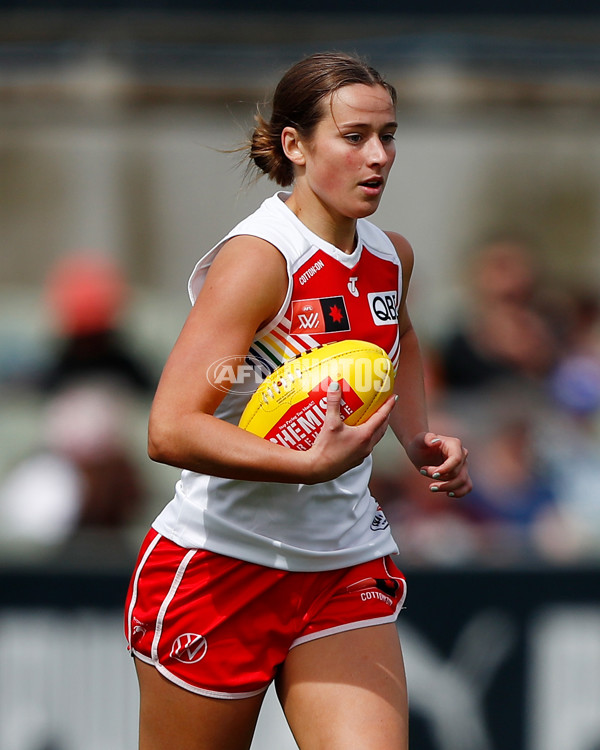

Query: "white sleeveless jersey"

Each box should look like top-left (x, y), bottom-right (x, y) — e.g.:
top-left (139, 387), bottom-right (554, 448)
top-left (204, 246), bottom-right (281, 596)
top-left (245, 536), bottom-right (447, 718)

top-left (152, 192), bottom-right (401, 571)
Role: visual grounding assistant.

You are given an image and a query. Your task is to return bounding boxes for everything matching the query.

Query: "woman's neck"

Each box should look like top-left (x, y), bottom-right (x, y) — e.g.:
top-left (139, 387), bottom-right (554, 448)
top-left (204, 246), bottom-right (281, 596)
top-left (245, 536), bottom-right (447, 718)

top-left (284, 190), bottom-right (357, 254)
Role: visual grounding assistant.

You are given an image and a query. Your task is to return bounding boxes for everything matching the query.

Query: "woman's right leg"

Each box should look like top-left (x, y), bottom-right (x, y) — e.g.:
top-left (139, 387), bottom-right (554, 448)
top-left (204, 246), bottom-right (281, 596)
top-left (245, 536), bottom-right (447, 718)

top-left (135, 658), bottom-right (266, 750)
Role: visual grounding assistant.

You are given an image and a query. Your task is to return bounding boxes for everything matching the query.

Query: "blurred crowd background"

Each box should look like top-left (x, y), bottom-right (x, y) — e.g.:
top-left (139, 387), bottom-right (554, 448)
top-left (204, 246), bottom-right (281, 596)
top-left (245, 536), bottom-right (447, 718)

top-left (1, 1), bottom-right (600, 571)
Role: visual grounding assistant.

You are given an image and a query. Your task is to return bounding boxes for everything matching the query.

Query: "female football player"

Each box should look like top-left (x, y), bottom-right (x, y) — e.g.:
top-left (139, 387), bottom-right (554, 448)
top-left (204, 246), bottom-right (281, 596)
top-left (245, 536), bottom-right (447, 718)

top-left (125, 51), bottom-right (471, 750)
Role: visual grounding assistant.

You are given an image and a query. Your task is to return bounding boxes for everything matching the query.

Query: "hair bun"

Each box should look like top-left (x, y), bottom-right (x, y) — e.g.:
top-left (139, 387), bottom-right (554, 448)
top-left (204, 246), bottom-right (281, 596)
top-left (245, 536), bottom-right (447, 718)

top-left (249, 113), bottom-right (294, 187)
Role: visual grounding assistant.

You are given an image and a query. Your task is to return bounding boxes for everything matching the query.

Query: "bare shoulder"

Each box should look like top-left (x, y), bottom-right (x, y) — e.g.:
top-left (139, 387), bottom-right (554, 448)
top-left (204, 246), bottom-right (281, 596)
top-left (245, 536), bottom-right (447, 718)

top-left (207, 234), bottom-right (288, 283)
top-left (155, 233), bottom-right (289, 416)
top-left (384, 231), bottom-right (415, 275)
top-left (188, 233), bottom-right (288, 344)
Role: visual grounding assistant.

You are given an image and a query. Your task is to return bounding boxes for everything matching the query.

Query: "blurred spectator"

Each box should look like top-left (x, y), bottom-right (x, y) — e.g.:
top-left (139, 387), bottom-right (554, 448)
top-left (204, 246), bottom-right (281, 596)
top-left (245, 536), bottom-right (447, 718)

top-left (421, 232), bottom-right (600, 566)
top-left (373, 238), bottom-right (600, 568)
top-left (0, 384), bottom-right (142, 548)
top-left (454, 384), bottom-right (562, 564)
top-left (40, 252), bottom-right (156, 396)
top-left (539, 282), bottom-right (600, 561)
top-left (372, 400), bottom-right (483, 567)
top-left (375, 377), bottom-right (585, 567)
top-left (0, 252), bottom-right (155, 556)
top-left (435, 232), bottom-right (560, 392)
top-left (547, 283), bottom-right (600, 415)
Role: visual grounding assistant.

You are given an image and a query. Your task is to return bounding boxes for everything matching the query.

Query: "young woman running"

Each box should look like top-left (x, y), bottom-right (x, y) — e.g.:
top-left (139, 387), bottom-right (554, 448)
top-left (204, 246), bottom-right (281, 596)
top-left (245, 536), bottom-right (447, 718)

top-left (125, 51), bottom-right (472, 750)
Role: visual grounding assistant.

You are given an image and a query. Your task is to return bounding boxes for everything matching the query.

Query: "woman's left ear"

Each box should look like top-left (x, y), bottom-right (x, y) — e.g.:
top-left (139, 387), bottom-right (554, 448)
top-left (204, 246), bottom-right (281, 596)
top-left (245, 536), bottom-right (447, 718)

top-left (281, 127), bottom-right (306, 166)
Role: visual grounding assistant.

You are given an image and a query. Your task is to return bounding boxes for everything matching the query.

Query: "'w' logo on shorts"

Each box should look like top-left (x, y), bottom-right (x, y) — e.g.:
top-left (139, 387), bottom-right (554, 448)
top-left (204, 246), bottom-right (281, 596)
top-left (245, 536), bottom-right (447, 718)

top-left (170, 633), bottom-right (208, 663)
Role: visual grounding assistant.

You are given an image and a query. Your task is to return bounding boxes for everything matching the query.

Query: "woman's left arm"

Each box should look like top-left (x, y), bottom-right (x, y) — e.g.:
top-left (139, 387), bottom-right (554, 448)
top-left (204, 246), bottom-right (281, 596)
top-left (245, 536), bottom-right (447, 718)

top-left (386, 231), bottom-right (472, 498)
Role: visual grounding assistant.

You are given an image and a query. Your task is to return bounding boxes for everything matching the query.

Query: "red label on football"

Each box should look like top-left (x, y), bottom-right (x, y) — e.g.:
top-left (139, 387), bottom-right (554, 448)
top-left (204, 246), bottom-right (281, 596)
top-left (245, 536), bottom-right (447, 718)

top-left (265, 377), bottom-right (363, 450)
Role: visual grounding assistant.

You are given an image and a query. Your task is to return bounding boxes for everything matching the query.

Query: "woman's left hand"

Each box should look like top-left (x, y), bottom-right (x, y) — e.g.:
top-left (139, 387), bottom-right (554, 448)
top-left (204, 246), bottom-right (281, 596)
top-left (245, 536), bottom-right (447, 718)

top-left (406, 432), bottom-right (472, 498)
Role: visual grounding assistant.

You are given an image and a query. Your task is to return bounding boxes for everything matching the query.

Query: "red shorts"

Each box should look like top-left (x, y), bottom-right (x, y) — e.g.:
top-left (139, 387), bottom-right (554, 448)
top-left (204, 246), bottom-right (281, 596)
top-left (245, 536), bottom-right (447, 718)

top-left (124, 529), bottom-right (406, 699)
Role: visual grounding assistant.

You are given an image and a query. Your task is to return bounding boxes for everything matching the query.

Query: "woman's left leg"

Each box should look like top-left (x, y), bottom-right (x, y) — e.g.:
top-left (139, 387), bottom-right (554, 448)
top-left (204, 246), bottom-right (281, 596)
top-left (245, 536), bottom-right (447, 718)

top-left (275, 623), bottom-right (409, 750)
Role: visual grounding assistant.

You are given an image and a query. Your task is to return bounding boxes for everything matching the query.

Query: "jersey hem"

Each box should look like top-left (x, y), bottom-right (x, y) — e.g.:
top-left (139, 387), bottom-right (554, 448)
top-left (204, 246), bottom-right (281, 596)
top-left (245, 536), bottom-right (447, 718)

top-left (151, 520), bottom-right (399, 573)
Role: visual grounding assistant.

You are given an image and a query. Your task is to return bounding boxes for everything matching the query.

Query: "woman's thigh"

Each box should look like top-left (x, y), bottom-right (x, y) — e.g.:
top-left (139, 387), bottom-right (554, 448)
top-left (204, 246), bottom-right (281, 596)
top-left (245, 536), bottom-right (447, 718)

top-left (276, 623), bottom-right (408, 750)
top-left (135, 658), bottom-right (266, 750)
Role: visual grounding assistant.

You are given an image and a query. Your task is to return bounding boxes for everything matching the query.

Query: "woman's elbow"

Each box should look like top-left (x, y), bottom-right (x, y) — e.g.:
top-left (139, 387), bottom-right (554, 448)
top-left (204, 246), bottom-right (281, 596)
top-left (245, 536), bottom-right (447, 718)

top-left (147, 433), bottom-right (164, 464)
top-left (147, 417), bottom-right (177, 465)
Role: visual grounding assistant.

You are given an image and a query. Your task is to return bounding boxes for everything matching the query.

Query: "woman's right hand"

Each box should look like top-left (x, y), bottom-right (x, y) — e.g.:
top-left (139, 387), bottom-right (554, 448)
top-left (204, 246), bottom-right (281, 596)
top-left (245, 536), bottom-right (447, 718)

top-left (306, 381), bottom-right (397, 484)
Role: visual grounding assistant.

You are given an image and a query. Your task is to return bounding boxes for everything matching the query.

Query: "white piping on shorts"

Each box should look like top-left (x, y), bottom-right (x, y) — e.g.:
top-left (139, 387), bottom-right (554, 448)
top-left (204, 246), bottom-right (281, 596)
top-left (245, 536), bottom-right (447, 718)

top-left (145, 543), bottom-right (267, 701)
top-left (290, 558), bottom-right (407, 651)
top-left (126, 531), bottom-right (162, 646)
top-left (150, 546), bottom-right (197, 665)
top-left (289, 612), bottom-right (399, 650)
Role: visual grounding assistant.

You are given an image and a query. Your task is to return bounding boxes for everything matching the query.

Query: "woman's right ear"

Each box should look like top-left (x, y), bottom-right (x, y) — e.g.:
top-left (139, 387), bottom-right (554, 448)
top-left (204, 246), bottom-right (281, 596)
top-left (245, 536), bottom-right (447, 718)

top-left (281, 127), bottom-right (306, 167)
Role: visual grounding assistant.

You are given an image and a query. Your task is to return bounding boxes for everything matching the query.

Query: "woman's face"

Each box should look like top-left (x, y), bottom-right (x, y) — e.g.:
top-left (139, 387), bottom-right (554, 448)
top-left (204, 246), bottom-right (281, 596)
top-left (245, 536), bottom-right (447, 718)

top-left (300, 83), bottom-right (397, 221)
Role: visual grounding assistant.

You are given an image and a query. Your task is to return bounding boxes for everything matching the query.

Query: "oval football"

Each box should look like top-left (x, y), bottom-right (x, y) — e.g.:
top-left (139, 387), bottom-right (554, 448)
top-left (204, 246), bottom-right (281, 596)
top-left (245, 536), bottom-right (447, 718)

top-left (238, 340), bottom-right (395, 451)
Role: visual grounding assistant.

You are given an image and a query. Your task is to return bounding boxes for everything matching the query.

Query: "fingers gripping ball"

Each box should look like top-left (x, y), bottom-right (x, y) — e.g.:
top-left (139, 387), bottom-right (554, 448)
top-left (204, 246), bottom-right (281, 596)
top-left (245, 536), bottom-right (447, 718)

top-left (238, 340), bottom-right (395, 451)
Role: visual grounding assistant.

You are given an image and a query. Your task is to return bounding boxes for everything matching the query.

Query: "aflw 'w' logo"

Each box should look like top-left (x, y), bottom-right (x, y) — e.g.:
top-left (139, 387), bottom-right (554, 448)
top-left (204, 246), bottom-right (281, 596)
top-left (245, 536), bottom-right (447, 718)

top-left (298, 312), bottom-right (320, 329)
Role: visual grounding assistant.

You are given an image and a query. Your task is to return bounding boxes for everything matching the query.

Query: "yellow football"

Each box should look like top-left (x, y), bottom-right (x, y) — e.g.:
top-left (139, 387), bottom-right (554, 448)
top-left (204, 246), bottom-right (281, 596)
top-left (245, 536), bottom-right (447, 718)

top-left (238, 340), bottom-right (395, 451)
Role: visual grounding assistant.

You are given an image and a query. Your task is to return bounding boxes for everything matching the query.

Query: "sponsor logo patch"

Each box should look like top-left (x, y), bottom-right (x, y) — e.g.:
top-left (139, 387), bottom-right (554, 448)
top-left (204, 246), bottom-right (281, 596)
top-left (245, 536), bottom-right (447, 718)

top-left (291, 296), bottom-right (350, 334)
top-left (368, 291), bottom-right (398, 326)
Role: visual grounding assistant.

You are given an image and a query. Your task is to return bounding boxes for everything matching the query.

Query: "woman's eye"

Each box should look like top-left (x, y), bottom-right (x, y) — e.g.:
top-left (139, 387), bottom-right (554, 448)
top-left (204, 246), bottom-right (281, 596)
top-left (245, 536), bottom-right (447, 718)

top-left (344, 134), bottom-right (362, 143)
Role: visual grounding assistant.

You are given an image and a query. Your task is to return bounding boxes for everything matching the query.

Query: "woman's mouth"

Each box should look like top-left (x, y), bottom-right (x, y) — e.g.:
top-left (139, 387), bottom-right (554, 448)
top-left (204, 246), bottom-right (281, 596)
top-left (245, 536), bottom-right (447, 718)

top-left (359, 177), bottom-right (384, 194)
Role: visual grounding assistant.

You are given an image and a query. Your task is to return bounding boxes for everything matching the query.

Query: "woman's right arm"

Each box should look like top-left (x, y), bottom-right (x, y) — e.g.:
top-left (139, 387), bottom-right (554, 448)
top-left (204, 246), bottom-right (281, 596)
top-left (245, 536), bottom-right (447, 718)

top-left (148, 236), bottom-right (394, 485)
